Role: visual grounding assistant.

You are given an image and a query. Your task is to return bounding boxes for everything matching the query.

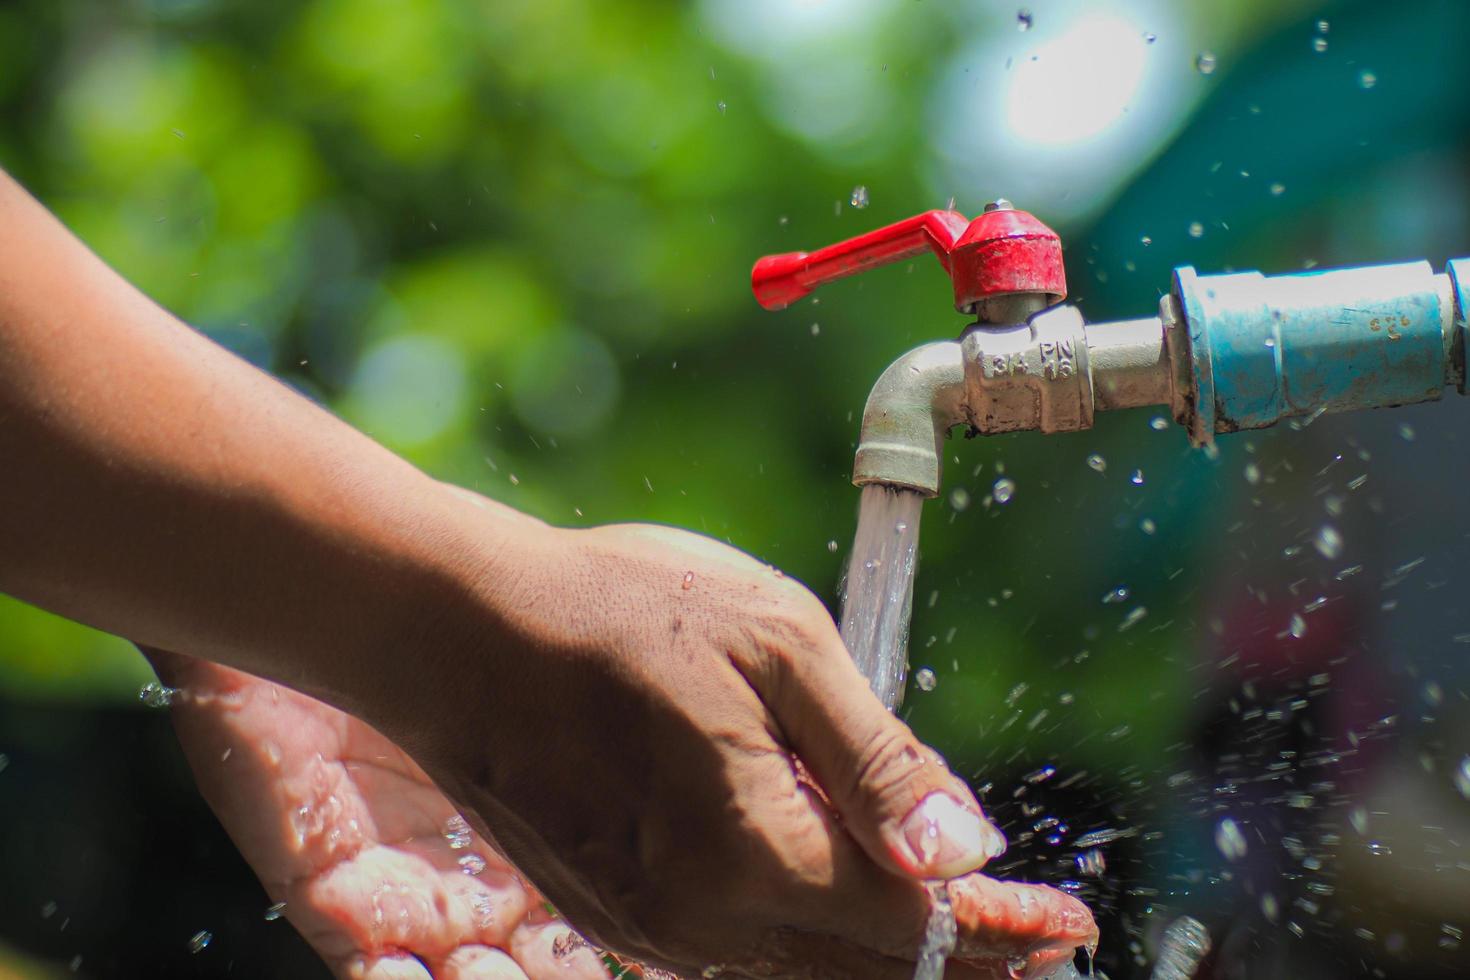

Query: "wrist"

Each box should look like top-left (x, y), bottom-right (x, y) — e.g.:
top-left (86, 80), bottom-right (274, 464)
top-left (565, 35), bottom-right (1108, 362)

top-left (334, 482), bottom-right (569, 751)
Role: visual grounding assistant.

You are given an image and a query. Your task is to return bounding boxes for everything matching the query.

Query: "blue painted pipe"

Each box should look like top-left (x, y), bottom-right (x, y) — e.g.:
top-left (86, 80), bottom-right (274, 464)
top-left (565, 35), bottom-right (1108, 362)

top-left (1173, 257), bottom-right (1469, 445)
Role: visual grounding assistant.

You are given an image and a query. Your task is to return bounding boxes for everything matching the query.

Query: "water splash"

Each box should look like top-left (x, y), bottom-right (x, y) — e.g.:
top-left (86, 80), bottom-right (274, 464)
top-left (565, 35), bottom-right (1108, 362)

top-left (915, 882), bottom-right (957, 980)
top-left (1149, 916), bottom-right (1210, 979)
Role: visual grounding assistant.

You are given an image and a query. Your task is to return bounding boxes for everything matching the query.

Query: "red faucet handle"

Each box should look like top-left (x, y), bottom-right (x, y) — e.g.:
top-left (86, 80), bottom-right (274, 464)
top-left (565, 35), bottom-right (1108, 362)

top-left (751, 204), bottom-right (1066, 313)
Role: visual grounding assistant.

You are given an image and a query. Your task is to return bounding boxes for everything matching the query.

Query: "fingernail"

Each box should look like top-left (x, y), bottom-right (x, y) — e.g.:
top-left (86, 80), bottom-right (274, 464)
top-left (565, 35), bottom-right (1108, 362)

top-left (898, 791), bottom-right (1007, 877)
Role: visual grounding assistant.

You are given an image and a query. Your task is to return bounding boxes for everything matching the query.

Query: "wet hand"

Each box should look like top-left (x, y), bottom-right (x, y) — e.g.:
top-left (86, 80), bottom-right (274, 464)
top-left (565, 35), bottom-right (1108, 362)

top-left (143, 650), bottom-right (610, 980)
top-left (379, 520), bottom-right (1095, 976)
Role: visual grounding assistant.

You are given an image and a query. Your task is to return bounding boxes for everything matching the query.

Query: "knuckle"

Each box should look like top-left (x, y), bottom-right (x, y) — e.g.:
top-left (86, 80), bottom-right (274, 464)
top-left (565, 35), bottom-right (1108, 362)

top-left (849, 724), bottom-right (929, 815)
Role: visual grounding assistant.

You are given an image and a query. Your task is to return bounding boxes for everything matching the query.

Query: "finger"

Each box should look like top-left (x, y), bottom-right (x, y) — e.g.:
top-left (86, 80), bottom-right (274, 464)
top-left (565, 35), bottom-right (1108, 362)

top-left (738, 615), bottom-right (1004, 879)
top-left (508, 920), bottom-right (610, 979)
top-left (761, 783), bottom-right (1093, 973)
top-left (431, 945), bottom-right (530, 980)
top-left (949, 876), bottom-right (1097, 965)
top-left (340, 954), bottom-right (433, 980)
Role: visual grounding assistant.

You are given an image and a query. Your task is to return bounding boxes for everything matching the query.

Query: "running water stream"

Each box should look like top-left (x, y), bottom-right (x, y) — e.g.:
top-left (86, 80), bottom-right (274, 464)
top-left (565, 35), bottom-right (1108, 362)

top-left (839, 484), bottom-right (1088, 980)
top-left (840, 484), bottom-right (924, 711)
top-left (839, 484), bottom-right (954, 980)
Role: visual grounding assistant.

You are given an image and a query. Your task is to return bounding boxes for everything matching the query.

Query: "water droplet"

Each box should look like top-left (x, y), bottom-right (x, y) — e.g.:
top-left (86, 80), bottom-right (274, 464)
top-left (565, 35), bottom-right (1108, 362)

top-left (992, 477), bottom-right (1016, 504)
top-left (1086, 453), bottom-right (1107, 473)
top-left (1288, 613), bottom-right (1307, 638)
top-left (1399, 423), bottom-right (1416, 441)
top-left (1312, 36), bottom-right (1328, 53)
top-left (1150, 415), bottom-right (1169, 431)
top-left (138, 681), bottom-right (177, 708)
top-left (188, 930), bottom-right (213, 954)
top-left (1358, 70), bottom-right (1377, 89)
top-left (1130, 468), bottom-right (1144, 485)
top-left (949, 487), bottom-right (971, 512)
top-left (1118, 606), bottom-right (1148, 631)
top-left (1016, 9), bottom-right (1033, 31)
top-left (1073, 826), bottom-right (1137, 847)
top-left (1075, 848), bottom-right (1106, 877)
top-left (1187, 221), bottom-right (1204, 239)
top-left (1139, 235), bottom-right (1152, 247)
top-left (810, 322), bottom-right (820, 336)
top-left (552, 931), bottom-right (592, 959)
top-left (914, 667), bottom-right (937, 692)
top-left (1367, 840), bottom-right (1392, 856)
top-left (1314, 525), bottom-right (1343, 560)
top-left (1214, 817), bottom-right (1247, 861)
top-left (850, 185), bottom-right (870, 209)
top-left (1140, 517), bottom-right (1157, 535)
top-left (264, 902), bottom-right (286, 922)
top-left (682, 571), bottom-right (695, 590)
top-left (716, 100), bottom-right (727, 114)
top-left (459, 853), bottom-right (487, 875)
top-left (1454, 757), bottom-right (1470, 799)
top-left (1317, 19), bottom-right (1330, 33)
top-left (1102, 586), bottom-right (1130, 604)
top-left (471, 894), bottom-right (495, 928)
top-left (1244, 462), bottom-right (1261, 485)
top-left (444, 814), bottom-right (473, 850)
top-left (826, 539), bottom-right (838, 553)
top-left (1195, 51), bottom-right (1218, 75)
top-left (1024, 765), bottom-right (1056, 784)
top-left (1143, 31), bottom-right (1157, 44)
top-left (1349, 805), bottom-right (1370, 836)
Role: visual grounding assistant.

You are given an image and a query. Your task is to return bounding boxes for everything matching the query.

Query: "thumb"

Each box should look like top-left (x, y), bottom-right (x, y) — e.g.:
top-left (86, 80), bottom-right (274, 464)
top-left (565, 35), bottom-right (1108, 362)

top-left (743, 616), bottom-right (1007, 879)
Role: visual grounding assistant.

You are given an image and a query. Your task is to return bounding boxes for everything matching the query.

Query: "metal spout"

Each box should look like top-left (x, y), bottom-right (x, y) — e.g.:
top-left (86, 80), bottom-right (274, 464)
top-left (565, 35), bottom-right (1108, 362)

top-left (851, 341), bottom-right (966, 496)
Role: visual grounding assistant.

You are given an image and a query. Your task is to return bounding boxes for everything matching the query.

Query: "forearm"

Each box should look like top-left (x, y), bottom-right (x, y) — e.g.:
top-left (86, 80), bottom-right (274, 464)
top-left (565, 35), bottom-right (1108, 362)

top-left (0, 169), bottom-right (530, 713)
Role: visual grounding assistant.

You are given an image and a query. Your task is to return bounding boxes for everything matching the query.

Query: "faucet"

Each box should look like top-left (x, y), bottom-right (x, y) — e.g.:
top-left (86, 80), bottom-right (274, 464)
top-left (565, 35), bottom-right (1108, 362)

top-left (752, 202), bottom-right (1470, 497)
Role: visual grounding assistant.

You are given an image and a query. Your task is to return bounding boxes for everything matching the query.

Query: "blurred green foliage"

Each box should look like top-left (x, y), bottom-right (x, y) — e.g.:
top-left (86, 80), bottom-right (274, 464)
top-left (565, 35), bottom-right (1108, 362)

top-left (1, 0), bottom-right (1466, 791)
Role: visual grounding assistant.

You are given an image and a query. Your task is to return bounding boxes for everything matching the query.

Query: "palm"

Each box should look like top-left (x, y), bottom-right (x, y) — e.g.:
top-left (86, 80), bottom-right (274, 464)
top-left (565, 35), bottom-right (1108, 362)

top-left (145, 650), bottom-right (611, 980)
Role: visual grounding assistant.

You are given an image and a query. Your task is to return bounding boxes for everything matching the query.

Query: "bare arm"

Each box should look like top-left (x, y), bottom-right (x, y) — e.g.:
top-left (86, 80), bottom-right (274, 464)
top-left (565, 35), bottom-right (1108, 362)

top-left (0, 167), bottom-right (517, 715)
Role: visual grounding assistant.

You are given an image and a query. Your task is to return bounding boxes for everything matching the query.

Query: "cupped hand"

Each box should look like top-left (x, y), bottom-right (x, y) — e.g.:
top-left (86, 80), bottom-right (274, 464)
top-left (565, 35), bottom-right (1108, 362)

top-left (144, 649), bottom-right (612, 980)
top-left (362, 519), bottom-right (1096, 977)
